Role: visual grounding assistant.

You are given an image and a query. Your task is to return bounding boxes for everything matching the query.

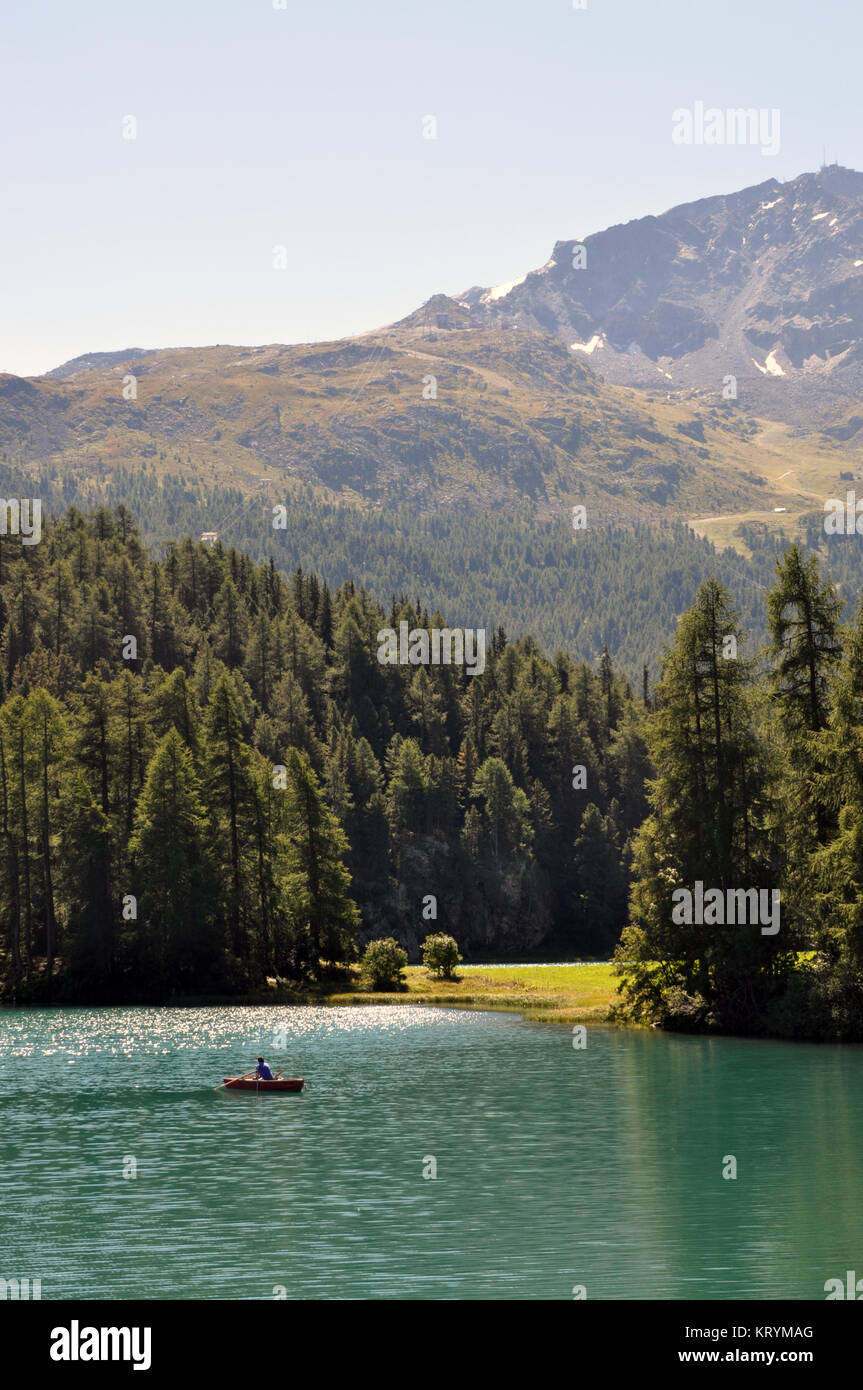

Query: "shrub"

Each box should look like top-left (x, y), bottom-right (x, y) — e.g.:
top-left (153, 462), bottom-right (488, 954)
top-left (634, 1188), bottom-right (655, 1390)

top-left (360, 937), bottom-right (408, 991)
top-left (421, 932), bottom-right (461, 979)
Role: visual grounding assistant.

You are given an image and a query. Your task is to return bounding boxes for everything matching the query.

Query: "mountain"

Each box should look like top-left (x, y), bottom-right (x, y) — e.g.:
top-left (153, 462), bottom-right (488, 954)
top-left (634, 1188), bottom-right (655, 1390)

top-left (440, 165), bottom-right (863, 427)
top-left (3, 168), bottom-right (863, 555)
top-left (1, 327), bottom-right (787, 526)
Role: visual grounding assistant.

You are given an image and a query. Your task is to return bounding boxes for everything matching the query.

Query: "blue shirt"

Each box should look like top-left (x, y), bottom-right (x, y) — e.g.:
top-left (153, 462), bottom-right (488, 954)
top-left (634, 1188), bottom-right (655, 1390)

top-left (256, 1063), bottom-right (273, 1080)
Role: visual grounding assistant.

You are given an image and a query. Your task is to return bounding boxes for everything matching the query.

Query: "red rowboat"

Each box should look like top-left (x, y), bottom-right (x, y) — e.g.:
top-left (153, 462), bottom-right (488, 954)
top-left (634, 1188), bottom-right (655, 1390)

top-left (223, 1077), bottom-right (304, 1092)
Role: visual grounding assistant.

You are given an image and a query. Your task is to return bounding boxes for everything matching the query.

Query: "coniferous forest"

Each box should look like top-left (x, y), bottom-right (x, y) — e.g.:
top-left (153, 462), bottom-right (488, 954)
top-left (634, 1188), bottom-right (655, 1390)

top-left (3, 505), bottom-right (863, 1039)
top-left (616, 545), bottom-right (863, 1040)
top-left (0, 504), bottom-right (648, 1002)
top-left (5, 466), bottom-right (856, 681)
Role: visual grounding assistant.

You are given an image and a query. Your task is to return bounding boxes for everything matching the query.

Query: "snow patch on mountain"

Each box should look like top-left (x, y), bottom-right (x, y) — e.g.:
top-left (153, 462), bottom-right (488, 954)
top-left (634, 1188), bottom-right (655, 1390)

top-left (482, 275), bottom-right (527, 303)
top-left (753, 351), bottom-right (786, 377)
top-left (570, 334), bottom-right (604, 355)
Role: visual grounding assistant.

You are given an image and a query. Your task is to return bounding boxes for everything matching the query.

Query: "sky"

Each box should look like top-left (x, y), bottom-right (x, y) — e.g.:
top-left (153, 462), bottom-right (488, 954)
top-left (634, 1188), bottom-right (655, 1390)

top-left (1, 0), bottom-right (862, 376)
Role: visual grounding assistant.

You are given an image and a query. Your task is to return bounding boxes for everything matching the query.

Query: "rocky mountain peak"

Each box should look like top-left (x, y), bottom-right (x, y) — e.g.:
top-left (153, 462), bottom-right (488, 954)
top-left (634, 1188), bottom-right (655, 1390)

top-left (421, 167), bottom-right (863, 421)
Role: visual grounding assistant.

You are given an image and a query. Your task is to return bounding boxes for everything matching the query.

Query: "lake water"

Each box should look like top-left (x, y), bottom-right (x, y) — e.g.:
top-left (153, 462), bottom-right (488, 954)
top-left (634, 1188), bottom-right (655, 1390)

top-left (1, 1004), bottom-right (861, 1300)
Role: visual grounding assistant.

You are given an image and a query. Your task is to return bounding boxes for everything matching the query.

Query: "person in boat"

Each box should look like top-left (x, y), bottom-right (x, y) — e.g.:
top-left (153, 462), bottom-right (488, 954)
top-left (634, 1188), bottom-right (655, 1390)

top-left (255, 1057), bottom-right (274, 1080)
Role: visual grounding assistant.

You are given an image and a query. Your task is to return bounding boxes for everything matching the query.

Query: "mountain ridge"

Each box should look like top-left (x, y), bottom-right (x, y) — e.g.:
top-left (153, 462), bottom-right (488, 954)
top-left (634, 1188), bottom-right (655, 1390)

top-left (421, 165), bottom-right (863, 424)
top-left (3, 168), bottom-right (863, 552)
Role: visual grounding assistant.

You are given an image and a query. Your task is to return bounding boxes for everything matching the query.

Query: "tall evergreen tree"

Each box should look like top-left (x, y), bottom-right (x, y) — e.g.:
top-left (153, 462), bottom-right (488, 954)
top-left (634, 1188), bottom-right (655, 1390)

top-left (616, 579), bottom-right (787, 1030)
top-left (766, 546), bottom-right (843, 946)
top-left (202, 676), bottom-right (259, 960)
top-left (281, 747), bottom-right (359, 976)
top-left (129, 729), bottom-right (222, 988)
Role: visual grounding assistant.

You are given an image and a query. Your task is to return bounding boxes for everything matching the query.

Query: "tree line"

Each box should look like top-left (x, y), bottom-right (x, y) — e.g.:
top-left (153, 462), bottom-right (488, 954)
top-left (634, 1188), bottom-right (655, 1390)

top-left (0, 465), bottom-right (795, 678)
top-left (0, 504), bottom-right (649, 1000)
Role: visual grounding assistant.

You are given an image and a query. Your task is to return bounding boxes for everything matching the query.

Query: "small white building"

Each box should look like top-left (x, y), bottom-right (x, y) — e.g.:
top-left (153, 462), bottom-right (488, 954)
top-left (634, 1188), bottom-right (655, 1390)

top-left (200, 531), bottom-right (219, 546)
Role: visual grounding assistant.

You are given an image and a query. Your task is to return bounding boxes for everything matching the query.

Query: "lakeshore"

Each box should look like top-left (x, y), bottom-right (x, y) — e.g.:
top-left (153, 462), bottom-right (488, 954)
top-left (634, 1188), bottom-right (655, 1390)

top-left (2, 961), bottom-right (620, 1024)
top-left (273, 962), bottom-right (619, 1026)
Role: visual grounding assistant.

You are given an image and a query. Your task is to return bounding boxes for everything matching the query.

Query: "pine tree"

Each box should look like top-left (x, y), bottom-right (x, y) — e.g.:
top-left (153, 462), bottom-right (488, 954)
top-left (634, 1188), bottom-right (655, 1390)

top-left (767, 545), bottom-right (842, 734)
top-left (766, 546), bottom-right (843, 943)
top-left (471, 757), bottom-right (532, 859)
top-left (807, 602), bottom-right (863, 970)
top-left (60, 773), bottom-right (114, 985)
top-left (202, 676), bottom-right (259, 960)
top-left (281, 747), bottom-right (359, 976)
top-left (0, 721), bottom-right (22, 987)
top-left (151, 668), bottom-right (200, 749)
top-left (385, 737), bottom-right (427, 848)
top-left (28, 689), bottom-right (66, 975)
top-left (129, 729), bottom-right (222, 987)
top-left (573, 803), bottom-right (627, 954)
top-left (616, 579), bottom-right (785, 1030)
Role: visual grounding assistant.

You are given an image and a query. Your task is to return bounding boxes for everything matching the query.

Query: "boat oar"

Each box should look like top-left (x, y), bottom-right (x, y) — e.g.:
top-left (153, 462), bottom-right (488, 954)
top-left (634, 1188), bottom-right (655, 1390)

top-left (215, 1069), bottom-right (258, 1090)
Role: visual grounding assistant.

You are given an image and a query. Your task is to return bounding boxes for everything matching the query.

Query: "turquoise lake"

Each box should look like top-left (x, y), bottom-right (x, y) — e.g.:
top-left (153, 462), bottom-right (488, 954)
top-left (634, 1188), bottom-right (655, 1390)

top-left (1, 1005), bottom-right (861, 1300)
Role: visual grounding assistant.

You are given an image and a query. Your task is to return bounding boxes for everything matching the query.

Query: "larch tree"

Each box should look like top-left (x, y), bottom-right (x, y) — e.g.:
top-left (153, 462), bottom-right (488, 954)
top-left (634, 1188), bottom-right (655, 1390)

top-left (129, 729), bottom-right (222, 988)
top-left (281, 747), bottom-right (359, 977)
top-left (616, 579), bottom-right (787, 1031)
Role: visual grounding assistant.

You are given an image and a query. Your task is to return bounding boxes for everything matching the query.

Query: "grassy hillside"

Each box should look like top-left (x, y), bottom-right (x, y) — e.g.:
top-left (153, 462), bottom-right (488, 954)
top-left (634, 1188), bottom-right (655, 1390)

top-left (5, 318), bottom-right (863, 681)
top-left (7, 325), bottom-right (855, 526)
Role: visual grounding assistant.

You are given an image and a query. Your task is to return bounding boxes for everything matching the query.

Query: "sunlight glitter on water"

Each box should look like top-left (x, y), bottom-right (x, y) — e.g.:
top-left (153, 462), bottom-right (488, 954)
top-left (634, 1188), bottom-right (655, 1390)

top-left (2, 1006), bottom-right (861, 1300)
top-left (0, 1003), bottom-right (481, 1061)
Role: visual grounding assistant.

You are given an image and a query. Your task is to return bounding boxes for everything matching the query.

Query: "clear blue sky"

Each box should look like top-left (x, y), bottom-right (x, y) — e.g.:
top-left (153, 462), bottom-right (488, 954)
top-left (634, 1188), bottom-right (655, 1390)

top-left (2, 0), bottom-right (860, 376)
